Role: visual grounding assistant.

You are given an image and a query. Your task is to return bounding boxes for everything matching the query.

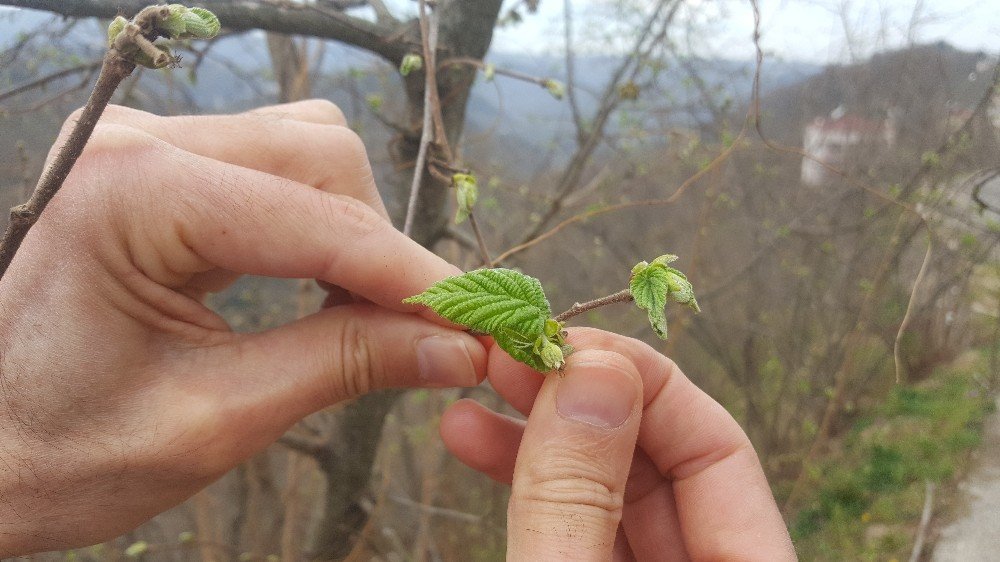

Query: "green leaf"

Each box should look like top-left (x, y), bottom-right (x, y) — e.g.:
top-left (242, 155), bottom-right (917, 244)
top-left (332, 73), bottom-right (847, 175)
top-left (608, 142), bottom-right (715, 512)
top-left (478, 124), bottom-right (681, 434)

top-left (629, 255), bottom-right (700, 340)
top-left (404, 269), bottom-right (562, 371)
top-left (404, 269), bottom-right (550, 336)
top-left (630, 261), bottom-right (670, 339)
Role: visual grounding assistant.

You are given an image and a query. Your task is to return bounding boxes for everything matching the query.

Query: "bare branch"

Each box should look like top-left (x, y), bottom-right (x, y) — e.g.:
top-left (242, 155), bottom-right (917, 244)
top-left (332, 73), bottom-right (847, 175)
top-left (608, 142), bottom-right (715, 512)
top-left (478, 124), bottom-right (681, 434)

top-left (466, 212), bottom-right (493, 268)
top-left (438, 56), bottom-right (551, 88)
top-left (0, 60), bottom-right (102, 105)
top-left (277, 431), bottom-right (332, 459)
top-left (366, 0), bottom-right (397, 24)
top-left (554, 289), bottom-right (634, 323)
top-left (388, 494), bottom-right (482, 523)
top-left (512, 0), bottom-right (681, 248)
top-left (402, 0), bottom-right (439, 238)
top-left (562, 0), bottom-right (585, 144)
top-left (443, 226), bottom-right (478, 252)
top-left (908, 480), bottom-right (936, 562)
top-left (0, 0), bottom-right (411, 63)
top-left (0, 50), bottom-right (134, 281)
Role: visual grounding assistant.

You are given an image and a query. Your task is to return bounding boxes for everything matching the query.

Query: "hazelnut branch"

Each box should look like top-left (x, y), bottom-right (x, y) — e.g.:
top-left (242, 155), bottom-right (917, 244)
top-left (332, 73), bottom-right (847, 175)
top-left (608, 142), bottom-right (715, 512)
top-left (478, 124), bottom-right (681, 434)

top-left (554, 289), bottom-right (634, 323)
top-left (0, 5), bottom-right (218, 282)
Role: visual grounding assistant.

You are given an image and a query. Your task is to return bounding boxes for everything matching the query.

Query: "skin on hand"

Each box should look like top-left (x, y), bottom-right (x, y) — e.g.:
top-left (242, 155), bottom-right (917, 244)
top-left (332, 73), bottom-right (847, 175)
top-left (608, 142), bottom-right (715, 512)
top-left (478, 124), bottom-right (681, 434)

top-left (441, 328), bottom-right (796, 561)
top-left (0, 101), bottom-right (487, 555)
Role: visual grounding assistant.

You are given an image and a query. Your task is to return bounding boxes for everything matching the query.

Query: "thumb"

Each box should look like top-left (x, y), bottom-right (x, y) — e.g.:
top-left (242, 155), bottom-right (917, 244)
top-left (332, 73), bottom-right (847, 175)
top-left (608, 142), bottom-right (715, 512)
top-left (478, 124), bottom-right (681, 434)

top-left (199, 304), bottom-right (487, 453)
top-left (507, 349), bottom-right (642, 561)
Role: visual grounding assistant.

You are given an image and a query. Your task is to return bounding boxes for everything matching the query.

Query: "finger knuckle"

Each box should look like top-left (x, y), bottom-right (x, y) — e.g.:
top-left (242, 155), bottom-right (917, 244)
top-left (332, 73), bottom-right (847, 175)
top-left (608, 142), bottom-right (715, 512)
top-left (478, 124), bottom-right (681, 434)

top-left (45, 125), bottom-right (163, 220)
top-left (326, 311), bottom-right (383, 400)
top-left (292, 98), bottom-right (347, 125)
top-left (321, 193), bottom-right (386, 241)
top-left (516, 449), bottom-right (624, 516)
top-left (329, 126), bottom-right (371, 170)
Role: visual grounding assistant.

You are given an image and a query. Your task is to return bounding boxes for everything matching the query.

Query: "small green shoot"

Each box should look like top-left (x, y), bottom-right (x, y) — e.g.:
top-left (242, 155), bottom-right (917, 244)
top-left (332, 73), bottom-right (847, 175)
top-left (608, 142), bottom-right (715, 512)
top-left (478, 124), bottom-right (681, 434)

top-left (630, 254), bottom-right (700, 340)
top-left (405, 255), bottom-right (699, 372)
top-left (453, 173), bottom-right (478, 224)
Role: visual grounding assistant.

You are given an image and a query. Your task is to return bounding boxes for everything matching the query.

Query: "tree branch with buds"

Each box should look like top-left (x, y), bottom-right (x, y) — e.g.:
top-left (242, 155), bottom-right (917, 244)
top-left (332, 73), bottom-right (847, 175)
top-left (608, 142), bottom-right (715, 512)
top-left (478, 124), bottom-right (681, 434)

top-left (0, 4), bottom-right (219, 282)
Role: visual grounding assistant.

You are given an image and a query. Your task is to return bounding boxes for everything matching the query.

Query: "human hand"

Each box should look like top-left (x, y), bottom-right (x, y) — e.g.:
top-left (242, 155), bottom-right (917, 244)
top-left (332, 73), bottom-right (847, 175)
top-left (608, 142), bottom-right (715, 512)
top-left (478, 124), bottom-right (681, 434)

top-left (441, 328), bottom-right (795, 561)
top-left (0, 101), bottom-right (486, 555)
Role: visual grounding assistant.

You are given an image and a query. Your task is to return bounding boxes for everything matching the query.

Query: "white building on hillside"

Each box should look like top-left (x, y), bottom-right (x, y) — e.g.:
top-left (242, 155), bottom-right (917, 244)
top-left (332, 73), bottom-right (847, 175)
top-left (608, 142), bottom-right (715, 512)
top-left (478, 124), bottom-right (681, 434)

top-left (801, 106), bottom-right (896, 186)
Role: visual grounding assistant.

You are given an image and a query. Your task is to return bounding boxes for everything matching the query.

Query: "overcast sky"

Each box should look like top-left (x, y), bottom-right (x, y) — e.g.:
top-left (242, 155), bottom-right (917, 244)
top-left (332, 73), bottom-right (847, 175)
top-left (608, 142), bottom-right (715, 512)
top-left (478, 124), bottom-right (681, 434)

top-left (2, 0), bottom-right (996, 64)
top-left (488, 0), bottom-right (1000, 63)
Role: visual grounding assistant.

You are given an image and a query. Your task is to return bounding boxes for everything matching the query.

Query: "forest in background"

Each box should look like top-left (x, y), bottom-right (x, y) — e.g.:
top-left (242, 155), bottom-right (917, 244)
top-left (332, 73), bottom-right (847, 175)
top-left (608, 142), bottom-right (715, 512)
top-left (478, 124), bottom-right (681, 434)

top-left (1, 1), bottom-right (999, 560)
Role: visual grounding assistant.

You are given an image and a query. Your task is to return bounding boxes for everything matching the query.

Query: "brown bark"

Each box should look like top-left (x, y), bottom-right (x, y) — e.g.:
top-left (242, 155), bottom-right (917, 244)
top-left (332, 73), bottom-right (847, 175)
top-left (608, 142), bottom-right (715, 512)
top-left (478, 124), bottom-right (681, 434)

top-left (266, 34), bottom-right (312, 103)
top-left (0, 0), bottom-right (409, 63)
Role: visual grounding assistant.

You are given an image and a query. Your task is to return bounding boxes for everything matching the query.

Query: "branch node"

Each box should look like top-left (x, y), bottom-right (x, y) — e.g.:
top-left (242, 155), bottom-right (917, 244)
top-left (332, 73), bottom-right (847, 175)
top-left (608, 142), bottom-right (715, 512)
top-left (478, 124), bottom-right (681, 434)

top-left (10, 205), bottom-right (33, 221)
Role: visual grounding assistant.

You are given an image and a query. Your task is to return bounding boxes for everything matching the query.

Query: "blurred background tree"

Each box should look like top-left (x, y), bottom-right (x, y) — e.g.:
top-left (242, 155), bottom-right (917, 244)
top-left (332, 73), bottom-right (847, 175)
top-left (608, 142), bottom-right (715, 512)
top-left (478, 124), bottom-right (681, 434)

top-left (1, 0), bottom-right (998, 560)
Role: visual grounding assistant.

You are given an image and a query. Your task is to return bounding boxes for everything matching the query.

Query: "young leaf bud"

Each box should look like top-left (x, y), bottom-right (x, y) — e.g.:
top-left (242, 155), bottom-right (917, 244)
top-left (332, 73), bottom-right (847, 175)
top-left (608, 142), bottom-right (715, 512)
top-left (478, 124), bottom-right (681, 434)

top-left (544, 318), bottom-right (562, 338)
top-left (124, 541), bottom-right (149, 558)
top-left (665, 269), bottom-right (700, 312)
top-left (107, 16), bottom-right (127, 48)
top-left (483, 63), bottom-right (496, 81)
top-left (453, 173), bottom-right (478, 224)
top-left (618, 81), bottom-right (640, 100)
top-left (539, 339), bottom-right (565, 370)
top-left (182, 8), bottom-right (221, 39)
top-left (651, 254), bottom-right (679, 266)
top-left (160, 4), bottom-right (190, 38)
top-left (399, 53), bottom-right (424, 77)
top-left (366, 94), bottom-right (384, 111)
top-left (543, 79), bottom-right (566, 100)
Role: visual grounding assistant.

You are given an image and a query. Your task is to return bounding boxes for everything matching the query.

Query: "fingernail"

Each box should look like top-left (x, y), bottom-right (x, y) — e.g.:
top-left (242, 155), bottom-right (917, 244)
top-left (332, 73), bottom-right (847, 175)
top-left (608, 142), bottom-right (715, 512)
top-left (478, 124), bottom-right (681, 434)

top-left (556, 361), bottom-right (638, 429)
top-left (416, 336), bottom-right (477, 387)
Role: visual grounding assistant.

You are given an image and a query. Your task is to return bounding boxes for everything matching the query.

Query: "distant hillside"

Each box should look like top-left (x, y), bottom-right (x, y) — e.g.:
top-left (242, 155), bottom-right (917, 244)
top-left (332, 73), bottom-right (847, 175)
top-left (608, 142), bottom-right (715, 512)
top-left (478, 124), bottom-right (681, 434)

top-left (759, 42), bottom-right (996, 145)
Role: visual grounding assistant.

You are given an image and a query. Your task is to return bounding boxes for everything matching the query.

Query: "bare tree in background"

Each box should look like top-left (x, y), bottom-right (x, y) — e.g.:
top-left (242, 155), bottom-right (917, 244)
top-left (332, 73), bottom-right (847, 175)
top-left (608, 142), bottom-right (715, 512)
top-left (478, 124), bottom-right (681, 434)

top-left (2, 1), bottom-right (999, 560)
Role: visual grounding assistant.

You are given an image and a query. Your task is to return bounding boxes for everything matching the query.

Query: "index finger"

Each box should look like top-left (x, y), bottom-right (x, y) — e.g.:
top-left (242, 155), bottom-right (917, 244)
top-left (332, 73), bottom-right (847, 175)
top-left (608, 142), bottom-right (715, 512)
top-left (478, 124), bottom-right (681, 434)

top-left (105, 126), bottom-right (458, 314)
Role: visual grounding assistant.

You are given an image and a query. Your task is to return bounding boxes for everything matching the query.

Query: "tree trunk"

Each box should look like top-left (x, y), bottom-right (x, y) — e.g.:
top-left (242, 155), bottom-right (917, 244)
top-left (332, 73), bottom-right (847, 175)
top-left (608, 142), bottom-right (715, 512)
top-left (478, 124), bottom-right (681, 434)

top-left (309, 2), bottom-right (504, 558)
top-left (266, 34), bottom-right (312, 104)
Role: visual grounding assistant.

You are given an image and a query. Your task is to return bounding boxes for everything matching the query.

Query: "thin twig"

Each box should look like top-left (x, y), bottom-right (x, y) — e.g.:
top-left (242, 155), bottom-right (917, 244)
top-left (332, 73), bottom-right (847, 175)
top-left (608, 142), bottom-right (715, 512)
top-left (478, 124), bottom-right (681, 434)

top-left (562, 0), bottom-right (585, 143)
top-left (366, 0), bottom-right (397, 24)
top-left (438, 56), bottom-right (550, 88)
top-left (444, 226), bottom-right (478, 252)
top-left (0, 50), bottom-right (135, 281)
top-left (467, 213), bottom-right (493, 267)
top-left (389, 494), bottom-right (482, 524)
top-left (421, 8), bottom-right (450, 161)
top-left (894, 233), bottom-right (933, 383)
top-left (277, 431), bottom-right (331, 459)
top-left (554, 289), bottom-right (634, 323)
top-left (401, 0), bottom-right (438, 237)
top-left (512, 0), bottom-right (680, 248)
top-left (9, 66), bottom-right (99, 115)
top-left (493, 130), bottom-right (744, 264)
top-left (908, 480), bottom-right (936, 562)
top-left (0, 60), bottom-right (103, 105)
